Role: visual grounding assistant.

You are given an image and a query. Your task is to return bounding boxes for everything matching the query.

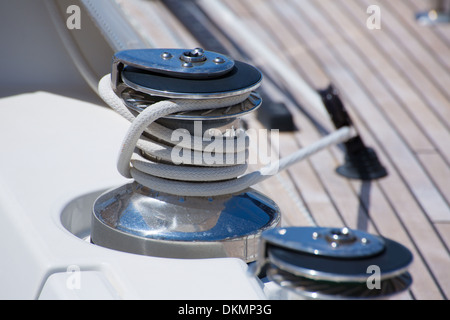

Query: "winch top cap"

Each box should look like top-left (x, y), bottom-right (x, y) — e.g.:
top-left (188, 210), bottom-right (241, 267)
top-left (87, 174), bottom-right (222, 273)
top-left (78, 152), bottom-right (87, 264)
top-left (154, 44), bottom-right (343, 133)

top-left (111, 48), bottom-right (263, 98)
top-left (262, 226), bottom-right (387, 259)
top-left (113, 48), bottom-right (235, 80)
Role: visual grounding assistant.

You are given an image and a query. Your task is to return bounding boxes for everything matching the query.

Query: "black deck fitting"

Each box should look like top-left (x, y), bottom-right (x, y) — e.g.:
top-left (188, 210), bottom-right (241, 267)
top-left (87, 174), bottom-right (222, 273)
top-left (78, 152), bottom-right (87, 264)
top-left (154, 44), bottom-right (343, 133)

top-left (257, 93), bottom-right (296, 132)
top-left (318, 85), bottom-right (388, 180)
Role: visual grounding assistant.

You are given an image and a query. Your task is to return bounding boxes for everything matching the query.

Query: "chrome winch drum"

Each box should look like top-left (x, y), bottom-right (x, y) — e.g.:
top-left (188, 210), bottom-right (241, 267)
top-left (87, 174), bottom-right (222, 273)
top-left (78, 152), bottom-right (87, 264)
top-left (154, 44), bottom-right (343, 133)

top-left (255, 227), bottom-right (413, 299)
top-left (91, 48), bottom-right (281, 262)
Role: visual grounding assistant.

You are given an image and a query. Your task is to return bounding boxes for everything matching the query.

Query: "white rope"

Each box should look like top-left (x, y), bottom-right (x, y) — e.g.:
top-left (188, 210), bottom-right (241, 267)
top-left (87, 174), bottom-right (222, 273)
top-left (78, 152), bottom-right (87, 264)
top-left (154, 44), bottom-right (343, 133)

top-left (99, 74), bottom-right (356, 197)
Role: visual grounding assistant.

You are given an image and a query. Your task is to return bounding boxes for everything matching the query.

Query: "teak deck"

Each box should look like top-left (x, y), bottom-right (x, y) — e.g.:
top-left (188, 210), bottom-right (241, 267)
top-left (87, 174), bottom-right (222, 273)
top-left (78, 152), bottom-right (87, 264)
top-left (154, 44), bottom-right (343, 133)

top-left (118, 0), bottom-right (450, 300)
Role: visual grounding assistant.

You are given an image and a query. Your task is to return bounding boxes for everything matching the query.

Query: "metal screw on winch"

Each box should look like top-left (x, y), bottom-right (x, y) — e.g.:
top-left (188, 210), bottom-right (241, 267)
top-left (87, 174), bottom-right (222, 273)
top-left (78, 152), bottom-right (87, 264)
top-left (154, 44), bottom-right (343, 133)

top-left (161, 52), bottom-right (173, 60)
top-left (180, 47), bottom-right (207, 63)
top-left (213, 57), bottom-right (226, 64)
top-left (182, 62), bottom-right (193, 68)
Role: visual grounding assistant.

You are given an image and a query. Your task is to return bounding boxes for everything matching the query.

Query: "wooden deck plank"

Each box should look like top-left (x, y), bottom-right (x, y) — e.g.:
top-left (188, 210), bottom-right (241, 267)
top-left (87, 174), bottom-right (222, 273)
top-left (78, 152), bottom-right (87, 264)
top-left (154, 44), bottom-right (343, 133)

top-left (314, 1), bottom-right (434, 153)
top-left (288, 2), bottom-right (449, 296)
top-left (312, 0), bottom-right (450, 219)
top-left (289, 0), bottom-right (450, 222)
top-left (329, 0), bottom-right (450, 161)
top-left (287, 0), bottom-right (450, 298)
top-left (361, 0), bottom-right (450, 104)
top-left (358, 0), bottom-right (450, 142)
top-left (225, 0), bottom-right (299, 71)
top-left (417, 152), bottom-right (450, 206)
top-left (237, 0), bottom-right (312, 64)
top-left (436, 223), bottom-right (450, 252)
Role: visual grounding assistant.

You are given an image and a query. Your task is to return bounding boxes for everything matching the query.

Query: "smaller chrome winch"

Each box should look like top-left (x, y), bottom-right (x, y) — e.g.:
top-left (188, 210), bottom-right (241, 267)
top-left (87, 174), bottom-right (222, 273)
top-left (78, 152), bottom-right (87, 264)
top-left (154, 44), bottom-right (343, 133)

top-left (254, 227), bottom-right (413, 300)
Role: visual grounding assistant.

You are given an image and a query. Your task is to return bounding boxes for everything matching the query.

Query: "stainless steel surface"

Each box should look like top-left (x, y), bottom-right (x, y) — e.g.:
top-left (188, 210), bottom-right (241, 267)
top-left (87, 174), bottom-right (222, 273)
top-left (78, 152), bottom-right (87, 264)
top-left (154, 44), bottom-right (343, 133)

top-left (119, 63), bottom-right (262, 99)
top-left (256, 227), bottom-right (412, 281)
top-left (265, 244), bottom-right (412, 282)
top-left (121, 89), bottom-right (262, 121)
top-left (180, 48), bottom-right (207, 63)
top-left (161, 52), bottom-right (173, 60)
top-left (91, 182), bottom-right (281, 261)
top-left (262, 227), bottom-right (386, 259)
top-left (266, 265), bottom-right (413, 300)
top-left (112, 48), bottom-right (235, 90)
top-left (113, 48), bottom-right (262, 99)
top-left (253, 226), bottom-right (413, 298)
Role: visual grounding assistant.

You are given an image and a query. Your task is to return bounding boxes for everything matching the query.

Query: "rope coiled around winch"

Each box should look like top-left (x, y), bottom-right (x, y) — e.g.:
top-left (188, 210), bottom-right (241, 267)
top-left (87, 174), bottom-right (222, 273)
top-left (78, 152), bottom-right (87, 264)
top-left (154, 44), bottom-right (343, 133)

top-left (99, 74), bottom-right (356, 197)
